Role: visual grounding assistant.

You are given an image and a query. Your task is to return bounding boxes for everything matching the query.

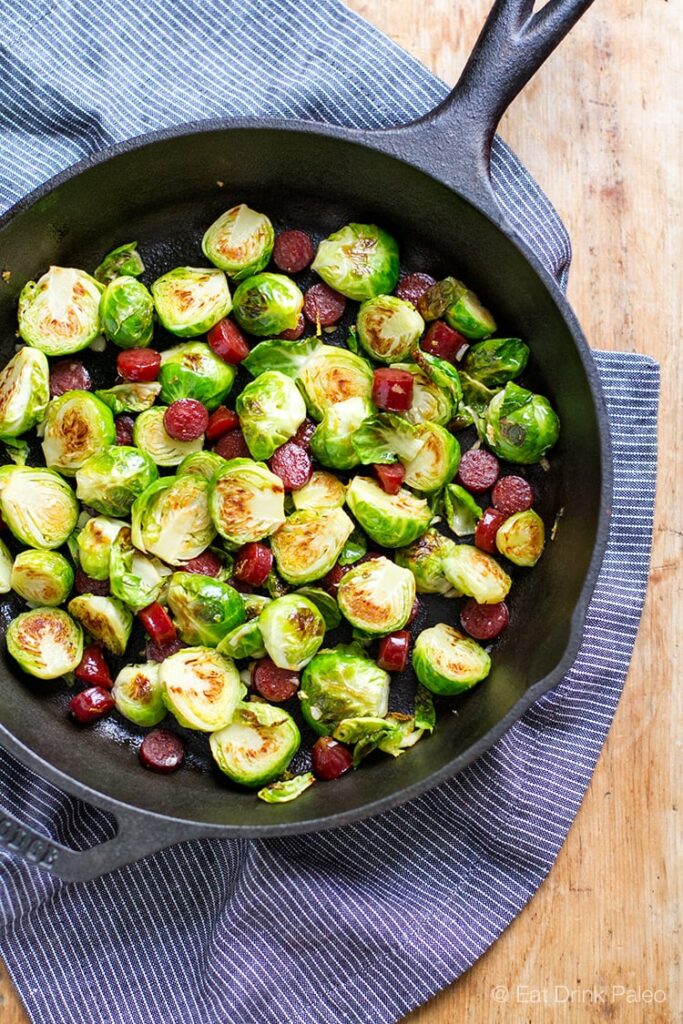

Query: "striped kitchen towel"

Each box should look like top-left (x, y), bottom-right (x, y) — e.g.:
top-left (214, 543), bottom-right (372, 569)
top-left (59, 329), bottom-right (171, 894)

top-left (0, 2), bottom-right (658, 1023)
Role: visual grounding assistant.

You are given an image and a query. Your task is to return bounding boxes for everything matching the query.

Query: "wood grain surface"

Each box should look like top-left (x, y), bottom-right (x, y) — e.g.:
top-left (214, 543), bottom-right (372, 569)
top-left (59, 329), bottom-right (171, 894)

top-left (1, 2), bottom-right (680, 1022)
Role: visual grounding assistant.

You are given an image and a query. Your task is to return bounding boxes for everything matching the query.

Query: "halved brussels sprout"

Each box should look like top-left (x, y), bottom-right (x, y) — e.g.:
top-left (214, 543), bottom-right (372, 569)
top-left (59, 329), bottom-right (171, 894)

top-left (311, 223), bottom-right (400, 301)
top-left (167, 572), bottom-right (245, 646)
top-left (271, 506), bottom-right (354, 585)
top-left (376, 712), bottom-right (426, 757)
top-left (10, 550), bottom-right (74, 606)
top-left (259, 594), bottom-right (325, 670)
top-left (232, 273), bottom-right (303, 337)
top-left (443, 484), bottom-right (483, 537)
top-left (95, 381), bottom-right (161, 414)
top-left (298, 345), bottom-right (374, 420)
top-left (151, 266), bottom-right (231, 337)
top-left (413, 623), bottom-right (491, 695)
top-left (111, 662), bottom-right (166, 727)
top-left (131, 474), bottom-right (215, 565)
top-left (484, 382), bottom-right (560, 464)
top-left (395, 528), bottom-right (460, 596)
top-left (210, 459), bottom-right (285, 545)
top-left (41, 391), bottom-right (115, 476)
top-left (356, 295), bottom-right (424, 363)
top-left (0, 348), bottom-right (50, 439)
top-left (100, 276), bottom-right (154, 348)
top-left (300, 644), bottom-right (390, 736)
top-left (94, 242), bottom-right (145, 285)
top-left (445, 280), bottom-right (497, 338)
top-left (310, 396), bottom-right (374, 471)
top-left (110, 527), bottom-right (172, 612)
top-left (177, 449), bottom-right (228, 481)
top-left (443, 545), bottom-right (511, 604)
top-left (337, 556), bottom-right (415, 635)
top-left (133, 408), bottom-right (204, 467)
top-left (294, 586), bottom-right (342, 630)
top-left (345, 476), bottom-right (432, 548)
top-left (6, 608), bottom-right (83, 679)
top-left (160, 646), bottom-right (243, 731)
top-left (236, 370), bottom-right (306, 461)
top-left (0, 467), bottom-right (78, 548)
top-left (18, 266), bottom-right (103, 355)
top-left (0, 538), bottom-right (12, 594)
top-left (158, 341), bottom-right (236, 411)
top-left (390, 363), bottom-right (454, 426)
top-left (351, 413), bottom-right (424, 465)
top-left (337, 528), bottom-right (367, 567)
top-left (210, 701), bottom-right (300, 787)
top-left (496, 509), bottom-right (545, 566)
top-left (202, 204), bottom-right (274, 279)
top-left (76, 445), bottom-right (159, 517)
top-left (292, 470), bottom-right (346, 511)
top-left (257, 771), bottom-right (316, 803)
top-left (462, 337), bottom-right (529, 387)
top-left (68, 594), bottom-right (133, 655)
top-left (400, 422), bottom-right (460, 494)
top-left (216, 618), bottom-right (266, 660)
top-left (242, 336), bottom-right (321, 379)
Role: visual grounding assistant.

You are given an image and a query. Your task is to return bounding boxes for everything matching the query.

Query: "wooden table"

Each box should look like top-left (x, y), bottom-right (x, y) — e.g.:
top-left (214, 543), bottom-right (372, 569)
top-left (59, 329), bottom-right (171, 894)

top-left (1, 1), bottom-right (679, 1020)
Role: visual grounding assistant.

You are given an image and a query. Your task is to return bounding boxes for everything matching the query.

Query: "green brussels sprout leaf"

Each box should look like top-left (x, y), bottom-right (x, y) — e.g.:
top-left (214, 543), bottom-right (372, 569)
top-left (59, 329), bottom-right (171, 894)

top-left (444, 483), bottom-right (483, 537)
top-left (462, 337), bottom-right (530, 387)
top-left (95, 382), bottom-right (161, 414)
top-left (257, 771), bottom-right (316, 804)
top-left (352, 413), bottom-right (424, 465)
top-left (94, 242), bottom-right (145, 285)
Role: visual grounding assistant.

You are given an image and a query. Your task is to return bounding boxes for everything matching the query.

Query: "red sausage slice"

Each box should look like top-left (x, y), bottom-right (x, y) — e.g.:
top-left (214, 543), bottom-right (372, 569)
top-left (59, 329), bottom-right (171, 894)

top-left (291, 418), bottom-right (316, 450)
top-left (49, 359), bottom-right (91, 397)
top-left (372, 368), bottom-right (414, 412)
top-left (279, 313), bottom-right (305, 340)
top-left (115, 414), bottom-right (135, 446)
top-left (252, 658), bottom-right (300, 703)
top-left (273, 230), bottom-right (315, 273)
top-left (139, 730), bottom-right (185, 774)
top-left (182, 551), bottom-right (224, 577)
top-left (374, 462), bottom-right (406, 495)
top-left (303, 283), bottom-right (346, 326)
top-left (460, 599), bottom-right (510, 641)
top-left (491, 475), bottom-right (535, 515)
top-left (164, 399), bottom-right (209, 441)
top-left (234, 542), bottom-right (273, 587)
top-left (456, 449), bottom-right (501, 494)
top-left (117, 348), bottom-right (161, 382)
top-left (269, 441), bottom-right (313, 491)
top-left (207, 318), bottom-right (250, 364)
top-left (395, 272), bottom-right (436, 306)
top-left (377, 631), bottom-right (411, 672)
top-left (421, 321), bottom-right (469, 363)
top-left (138, 603), bottom-right (176, 646)
top-left (69, 687), bottom-right (114, 725)
top-left (206, 406), bottom-right (239, 441)
top-left (311, 737), bottom-right (353, 780)
top-left (74, 645), bottom-right (113, 689)
top-left (474, 506), bottom-right (508, 553)
top-left (214, 428), bottom-right (250, 460)
top-left (145, 636), bottom-right (184, 663)
top-left (74, 568), bottom-right (110, 597)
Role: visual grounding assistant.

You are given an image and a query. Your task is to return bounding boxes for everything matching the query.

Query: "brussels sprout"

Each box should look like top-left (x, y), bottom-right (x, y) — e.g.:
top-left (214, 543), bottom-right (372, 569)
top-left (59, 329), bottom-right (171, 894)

top-left (414, 684), bottom-right (437, 733)
top-left (0, 467), bottom-right (78, 548)
top-left (483, 382), bottom-right (560, 464)
top-left (76, 445), bottom-right (159, 517)
top-left (158, 341), bottom-right (236, 411)
top-left (177, 449), bottom-right (228, 481)
top-left (496, 509), bottom-right (545, 567)
top-left (133, 408), bottom-right (204, 467)
top-left (109, 527), bottom-right (172, 612)
top-left (202, 203), bottom-right (274, 279)
top-left (337, 556), bottom-right (415, 635)
top-left (6, 608), bottom-right (83, 679)
top-left (337, 528), bottom-right (367, 567)
top-left (453, 372), bottom-right (500, 431)
top-left (210, 459), bottom-right (285, 545)
top-left (310, 396), bottom-right (374, 471)
top-left (401, 422), bottom-right (460, 494)
top-left (356, 295), bottom-right (424, 363)
top-left (236, 370), bottom-right (306, 461)
top-left (242, 335), bottom-right (322, 380)
top-left (94, 242), bottom-right (145, 285)
top-left (345, 476), bottom-right (431, 548)
top-left (10, 549), bottom-right (74, 606)
top-left (217, 618), bottom-right (266, 660)
top-left (443, 545), bottom-right (511, 604)
top-left (95, 381), bottom-right (161, 414)
top-left (413, 623), bottom-right (491, 695)
top-left (292, 470), bottom-right (346, 512)
top-left (0, 538), bottom-right (12, 594)
top-left (111, 662), bottom-right (166, 727)
top-left (390, 363), bottom-right (454, 426)
top-left (299, 644), bottom-right (390, 736)
top-left (68, 594), bottom-right (133, 655)
top-left (232, 273), bottom-right (303, 337)
top-left (271, 506), bottom-right (354, 585)
top-left (376, 713), bottom-right (426, 756)
top-left (0, 348), bottom-right (50, 439)
top-left (167, 572), bottom-right (245, 646)
top-left (445, 281), bottom-right (497, 339)
top-left (131, 474), bottom-right (215, 565)
top-left (333, 715), bottom-right (401, 766)
top-left (210, 701), bottom-right (300, 787)
top-left (395, 528), bottom-right (460, 596)
top-left (257, 771), bottom-right (316, 803)
top-left (151, 266), bottom-right (231, 337)
top-left (160, 646), bottom-right (243, 731)
top-left (100, 276), bottom-right (154, 348)
top-left (416, 350), bottom-right (463, 408)
top-left (294, 586), bottom-right (342, 630)
top-left (351, 413), bottom-right (424, 465)
top-left (298, 345), bottom-right (374, 420)
top-left (41, 391), bottom-right (115, 476)
top-left (259, 594), bottom-right (325, 670)
top-left (311, 223), bottom-right (399, 301)
top-left (18, 266), bottom-right (103, 355)
top-left (462, 337), bottom-right (529, 387)
top-left (443, 484), bottom-right (483, 537)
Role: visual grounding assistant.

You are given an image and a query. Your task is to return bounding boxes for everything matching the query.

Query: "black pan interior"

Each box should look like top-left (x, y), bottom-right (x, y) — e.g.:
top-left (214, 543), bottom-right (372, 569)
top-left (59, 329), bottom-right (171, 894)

top-left (0, 127), bottom-right (602, 831)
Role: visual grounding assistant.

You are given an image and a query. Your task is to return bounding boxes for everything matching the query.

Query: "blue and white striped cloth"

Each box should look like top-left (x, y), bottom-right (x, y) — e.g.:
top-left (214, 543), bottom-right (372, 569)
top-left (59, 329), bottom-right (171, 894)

top-left (0, 3), bottom-right (658, 1023)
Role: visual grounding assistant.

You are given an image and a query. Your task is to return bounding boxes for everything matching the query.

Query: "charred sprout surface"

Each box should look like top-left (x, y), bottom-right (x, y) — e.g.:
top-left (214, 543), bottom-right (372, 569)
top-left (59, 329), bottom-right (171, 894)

top-left (202, 204), bottom-right (274, 280)
top-left (151, 266), bottom-right (232, 337)
top-left (312, 223), bottom-right (400, 301)
top-left (18, 267), bottom-right (103, 355)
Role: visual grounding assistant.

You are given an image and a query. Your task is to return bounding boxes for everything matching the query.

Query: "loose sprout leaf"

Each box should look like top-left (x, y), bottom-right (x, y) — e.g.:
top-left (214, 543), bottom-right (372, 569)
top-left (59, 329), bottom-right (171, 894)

top-left (346, 326), bottom-right (359, 354)
top-left (351, 413), bottom-right (425, 465)
top-left (294, 587), bottom-right (342, 630)
top-left (94, 242), bottom-right (145, 285)
top-left (462, 337), bottom-right (530, 387)
top-left (242, 336), bottom-right (322, 379)
top-left (3, 438), bottom-right (29, 465)
top-left (257, 771), bottom-right (316, 804)
top-left (217, 618), bottom-right (266, 660)
top-left (445, 283), bottom-right (497, 339)
top-left (110, 528), bottom-right (173, 613)
top-left (443, 484), bottom-right (483, 537)
top-left (95, 381), bottom-right (161, 414)
top-left (333, 716), bottom-right (401, 767)
top-left (310, 396), bottom-right (374, 470)
top-left (377, 713), bottom-right (426, 757)
top-left (414, 685), bottom-right (437, 733)
top-left (337, 527), bottom-right (367, 566)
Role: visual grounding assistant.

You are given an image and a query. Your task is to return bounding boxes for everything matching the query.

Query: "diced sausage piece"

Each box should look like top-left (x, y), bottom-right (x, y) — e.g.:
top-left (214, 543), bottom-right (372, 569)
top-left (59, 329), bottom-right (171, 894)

top-left (377, 631), bottom-right (410, 672)
top-left (372, 368), bottom-right (414, 412)
top-left (117, 348), bottom-right (161, 382)
top-left (182, 551), bottom-right (224, 577)
top-left (460, 599), bottom-right (510, 640)
top-left (491, 475), bottom-right (535, 515)
top-left (291, 418), bottom-right (316, 450)
top-left (252, 658), bottom-right (300, 703)
top-left (206, 406), bottom-right (239, 441)
top-left (234, 542), bottom-right (273, 587)
top-left (456, 449), bottom-right (500, 494)
top-left (214, 428), bottom-right (250, 460)
top-left (474, 506), bottom-right (508, 553)
top-left (164, 399), bottom-right (209, 441)
top-left (311, 737), bottom-right (353, 780)
top-left (322, 562), bottom-right (351, 597)
top-left (303, 283), bottom-right (346, 326)
top-left (395, 272), bottom-right (436, 306)
top-left (139, 730), bottom-right (185, 774)
top-left (421, 321), bottom-right (469, 363)
top-left (145, 636), bottom-right (184, 663)
top-left (69, 687), bottom-right (114, 725)
top-left (374, 462), bottom-right (406, 495)
top-left (115, 415), bottom-right (135, 446)
top-left (207, 318), bottom-right (250, 364)
top-left (138, 603), bottom-right (176, 645)
top-left (74, 568), bottom-right (110, 597)
top-left (74, 644), bottom-right (113, 689)
top-left (49, 359), bottom-right (91, 397)
top-left (273, 230), bottom-right (315, 274)
top-left (279, 313), bottom-right (305, 340)
top-left (269, 441), bottom-right (313, 491)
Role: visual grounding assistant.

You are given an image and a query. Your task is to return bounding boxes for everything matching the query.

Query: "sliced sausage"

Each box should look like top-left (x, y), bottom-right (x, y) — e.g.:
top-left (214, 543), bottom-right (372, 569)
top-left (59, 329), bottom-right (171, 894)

top-left (279, 313), bottom-right (305, 340)
top-left (474, 506), bottom-right (508, 553)
top-left (74, 568), bottom-right (110, 597)
top-left (460, 599), bottom-right (510, 640)
top-left (291, 418), bottom-right (316, 450)
top-left (373, 462), bottom-right (406, 495)
top-left (115, 414), bottom-right (135, 446)
top-left (117, 348), bottom-right (161, 382)
top-left (234, 542), bottom-right (273, 587)
top-left (395, 272), bottom-right (436, 306)
top-left (182, 551), bottom-right (224, 577)
top-left (214, 428), bottom-right (250, 460)
top-left (492, 475), bottom-right (535, 515)
top-left (252, 658), bottom-right (300, 703)
top-left (206, 406), bottom-right (239, 441)
top-left (49, 359), bottom-right (91, 397)
top-left (421, 321), bottom-right (469, 363)
top-left (456, 449), bottom-right (500, 494)
top-left (303, 283), bottom-right (346, 326)
top-left (69, 687), bottom-right (114, 725)
top-left (269, 440), bottom-right (313, 491)
top-left (372, 368), bottom-right (414, 412)
top-left (139, 730), bottom-right (185, 773)
top-left (273, 230), bottom-right (315, 274)
top-left (207, 319), bottom-right (250, 364)
top-left (164, 399), bottom-right (209, 441)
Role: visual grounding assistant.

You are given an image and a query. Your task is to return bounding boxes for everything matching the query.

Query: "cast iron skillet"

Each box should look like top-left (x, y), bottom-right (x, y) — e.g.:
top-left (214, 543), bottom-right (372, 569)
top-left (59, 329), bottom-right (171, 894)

top-left (0, 0), bottom-right (611, 881)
